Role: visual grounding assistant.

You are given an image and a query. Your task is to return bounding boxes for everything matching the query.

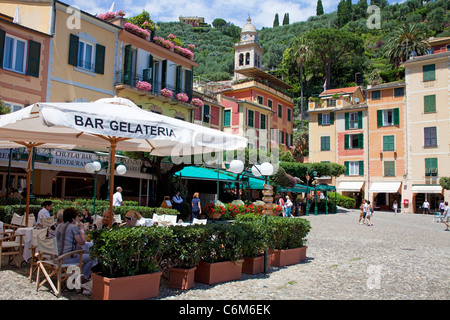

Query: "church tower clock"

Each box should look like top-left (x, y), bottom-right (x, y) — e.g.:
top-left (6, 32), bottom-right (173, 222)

top-left (234, 17), bottom-right (263, 80)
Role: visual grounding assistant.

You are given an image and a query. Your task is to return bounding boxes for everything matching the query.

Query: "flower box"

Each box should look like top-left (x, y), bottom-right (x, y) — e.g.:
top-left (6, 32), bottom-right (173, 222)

top-left (92, 272), bottom-right (162, 300)
top-left (269, 246), bottom-right (307, 267)
top-left (169, 267), bottom-right (196, 290)
top-left (136, 81), bottom-right (152, 92)
top-left (195, 260), bottom-right (243, 285)
top-left (242, 254), bottom-right (272, 274)
top-left (160, 88), bottom-right (173, 98)
top-left (176, 93), bottom-right (189, 103)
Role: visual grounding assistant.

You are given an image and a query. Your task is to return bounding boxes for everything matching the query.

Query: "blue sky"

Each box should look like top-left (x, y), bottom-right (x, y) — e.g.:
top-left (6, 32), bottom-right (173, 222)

top-left (65, 0), bottom-right (405, 30)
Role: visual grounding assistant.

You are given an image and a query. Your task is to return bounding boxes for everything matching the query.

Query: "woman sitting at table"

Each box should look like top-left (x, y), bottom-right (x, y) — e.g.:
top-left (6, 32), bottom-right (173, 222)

top-left (122, 210), bottom-right (148, 227)
top-left (81, 208), bottom-right (92, 225)
top-left (55, 207), bottom-right (96, 280)
top-left (93, 210), bottom-right (118, 229)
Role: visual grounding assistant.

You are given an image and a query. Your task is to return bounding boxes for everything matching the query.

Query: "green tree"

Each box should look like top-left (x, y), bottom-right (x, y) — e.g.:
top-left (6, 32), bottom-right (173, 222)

top-left (353, 0), bottom-right (368, 20)
top-left (283, 13), bottom-right (290, 25)
top-left (317, 0), bottom-right (324, 16)
top-left (384, 23), bottom-right (429, 69)
top-left (337, 0), bottom-right (351, 27)
top-left (273, 13), bottom-right (280, 27)
top-left (440, 177), bottom-right (450, 191)
top-left (304, 28), bottom-right (364, 90)
top-left (212, 18), bottom-right (227, 29)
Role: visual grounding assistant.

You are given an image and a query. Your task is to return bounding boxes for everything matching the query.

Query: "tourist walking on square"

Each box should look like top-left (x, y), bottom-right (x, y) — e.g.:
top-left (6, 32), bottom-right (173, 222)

top-left (278, 196), bottom-right (285, 217)
top-left (113, 186), bottom-right (124, 206)
top-left (191, 192), bottom-right (201, 222)
top-left (393, 200), bottom-right (398, 215)
top-left (442, 201), bottom-right (449, 231)
top-left (285, 196), bottom-right (293, 217)
top-left (366, 201), bottom-right (373, 226)
top-left (422, 199), bottom-right (430, 214)
top-left (358, 202), bottom-right (365, 224)
top-left (439, 200), bottom-right (445, 216)
top-left (360, 200), bottom-right (368, 224)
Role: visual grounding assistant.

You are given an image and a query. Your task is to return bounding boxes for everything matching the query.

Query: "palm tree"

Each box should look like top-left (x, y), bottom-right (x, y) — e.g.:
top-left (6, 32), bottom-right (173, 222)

top-left (288, 36), bottom-right (312, 126)
top-left (384, 23), bottom-right (430, 69)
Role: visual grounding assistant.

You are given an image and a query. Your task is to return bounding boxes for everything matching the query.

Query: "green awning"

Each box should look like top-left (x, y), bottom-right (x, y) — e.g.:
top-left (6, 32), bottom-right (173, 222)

top-left (174, 166), bottom-right (237, 182)
top-left (316, 184), bottom-right (336, 191)
top-left (278, 184), bottom-right (309, 193)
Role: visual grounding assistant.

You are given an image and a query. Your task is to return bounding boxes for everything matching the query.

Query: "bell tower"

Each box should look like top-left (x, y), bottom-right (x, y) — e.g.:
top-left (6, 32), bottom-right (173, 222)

top-left (234, 17), bottom-right (263, 80)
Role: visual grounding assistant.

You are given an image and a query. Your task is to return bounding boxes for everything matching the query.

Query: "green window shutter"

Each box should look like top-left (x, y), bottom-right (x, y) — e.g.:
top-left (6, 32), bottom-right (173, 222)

top-left (161, 59), bottom-right (167, 89)
top-left (384, 161), bottom-right (395, 176)
top-left (94, 44), bottom-right (105, 75)
top-left (393, 108), bottom-right (399, 126)
top-left (344, 134), bottom-right (349, 150)
top-left (27, 40), bottom-right (41, 77)
top-left (424, 95), bottom-right (436, 113)
top-left (359, 161), bottom-right (364, 176)
top-left (318, 113), bottom-right (322, 126)
top-left (383, 135), bottom-right (395, 151)
top-left (0, 29), bottom-right (5, 68)
top-left (358, 133), bottom-right (364, 149)
top-left (377, 110), bottom-right (383, 127)
top-left (248, 110), bottom-right (254, 127)
top-left (345, 112), bottom-right (349, 130)
top-left (344, 161), bottom-right (349, 176)
top-left (68, 34), bottom-right (79, 66)
top-left (123, 44), bottom-right (132, 85)
top-left (224, 110), bottom-right (231, 127)
top-left (184, 69), bottom-right (193, 101)
top-left (175, 65), bottom-right (182, 94)
top-left (423, 64), bottom-right (435, 81)
top-left (357, 111), bottom-right (363, 129)
top-left (261, 114), bottom-right (266, 129)
top-left (330, 112), bottom-right (334, 124)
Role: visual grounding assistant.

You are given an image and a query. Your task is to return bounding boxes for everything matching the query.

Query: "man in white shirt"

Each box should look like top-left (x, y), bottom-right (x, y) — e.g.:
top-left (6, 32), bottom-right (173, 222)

top-left (36, 200), bottom-right (53, 227)
top-left (422, 199), bottom-right (430, 214)
top-left (442, 201), bottom-right (449, 231)
top-left (113, 186), bottom-right (124, 206)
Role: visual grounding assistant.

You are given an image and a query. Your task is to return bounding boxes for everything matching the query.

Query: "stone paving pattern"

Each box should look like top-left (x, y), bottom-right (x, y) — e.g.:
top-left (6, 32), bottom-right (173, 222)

top-left (1, 209), bottom-right (448, 300)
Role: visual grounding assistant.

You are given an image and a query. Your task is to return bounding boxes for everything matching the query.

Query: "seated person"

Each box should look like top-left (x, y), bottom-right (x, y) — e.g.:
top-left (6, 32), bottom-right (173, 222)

top-left (93, 210), bottom-right (117, 229)
top-left (123, 210), bottom-right (149, 227)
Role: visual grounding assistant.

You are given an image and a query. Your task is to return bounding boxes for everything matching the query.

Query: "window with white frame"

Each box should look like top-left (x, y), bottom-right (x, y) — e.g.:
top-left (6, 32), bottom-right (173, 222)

top-left (2, 101), bottom-right (24, 113)
top-left (349, 112), bottom-right (359, 129)
top-left (77, 39), bottom-right (95, 71)
top-left (3, 34), bottom-right (27, 74)
top-left (383, 109), bottom-right (394, 126)
top-left (348, 161), bottom-right (360, 176)
top-left (321, 113), bottom-right (330, 125)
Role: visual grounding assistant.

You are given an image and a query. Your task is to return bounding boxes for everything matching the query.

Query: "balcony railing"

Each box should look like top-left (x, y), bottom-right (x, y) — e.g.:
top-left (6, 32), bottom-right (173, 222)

top-left (114, 70), bottom-right (192, 100)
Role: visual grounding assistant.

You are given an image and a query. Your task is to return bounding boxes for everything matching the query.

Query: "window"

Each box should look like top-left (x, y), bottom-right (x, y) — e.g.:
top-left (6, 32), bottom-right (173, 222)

top-left (260, 114), bottom-right (266, 130)
top-left (2, 101), bottom-right (24, 113)
top-left (423, 64), bottom-right (436, 82)
top-left (321, 136), bottom-right (330, 151)
top-left (377, 109), bottom-right (399, 127)
top-left (383, 135), bottom-right (395, 151)
top-left (322, 113), bottom-right (330, 125)
top-left (287, 108), bottom-right (291, 122)
top-left (3, 34), bottom-right (27, 74)
top-left (257, 96), bottom-right (263, 105)
top-left (328, 99), bottom-right (336, 107)
top-left (344, 161), bottom-right (364, 176)
top-left (344, 133), bottom-right (363, 149)
top-left (319, 113), bottom-right (334, 125)
top-left (239, 53), bottom-right (244, 66)
top-left (245, 52), bottom-right (250, 65)
top-left (346, 112), bottom-right (362, 129)
top-left (203, 104), bottom-right (210, 123)
top-left (424, 95), bottom-right (436, 113)
top-left (394, 87), bottom-right (404, 97)
top-left (425, 158), bottom-right (438, 177)
top-left (384, 161), bottom-right (395, 177)
top-left (268, 99), bottom-right (273, 110)
top-left (77, 39), bottom-right (95, 71)
top-left (278, 104), bottom-right (283, 118)
top-left (247, 109), bottom-right (254, 127)
top-left (224, 110), bottom-right (231, 127)
top-left (371, 90), bottom-right (381, 100)
top-left (424, 127), bottom-right (437, 147)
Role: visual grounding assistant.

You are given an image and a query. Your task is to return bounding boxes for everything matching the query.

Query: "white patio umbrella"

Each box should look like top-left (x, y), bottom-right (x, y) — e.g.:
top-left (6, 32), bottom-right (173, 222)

top-left (0, 97), bottom-right (248, 226)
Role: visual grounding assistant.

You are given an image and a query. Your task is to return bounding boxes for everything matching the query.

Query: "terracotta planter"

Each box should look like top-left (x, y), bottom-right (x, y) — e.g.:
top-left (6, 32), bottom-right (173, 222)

top-left (242, 254), bottom-right (272, 274)
top-left (207, 212), bottom-right (222, 219)
top-left (91, 272), bottom-right (162, 300)
top-left (169, 267), bottom-right (196, 290)
top-left (270, 246), bottom-right (307, 267)
top-left (195, 260), bottom-right (243, 285)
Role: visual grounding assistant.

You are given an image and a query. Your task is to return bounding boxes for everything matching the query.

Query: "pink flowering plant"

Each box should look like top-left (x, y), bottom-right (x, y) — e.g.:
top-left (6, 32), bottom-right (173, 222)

top-left (168, 34), bottom-right (176, 40)
top-left (124, 22), bottom-right (150, 39)
top-left (153, 36), bottom-right (164, 45)
top-left (176, 93), bottom-right (189, 103)
top-left (163, 40), bottom-right (174, 50)
top-left (136, 81), bottom-right (152, 91)
top-left (116, 10), bottom-right (126, 17)
top-left (160, 88), bottom-right (173, 98)
top-left (97, 12), bottom-right (117, 21)
top-left (186, 44), bottom-right (196, 51)
top-left (190, 98), bottom-right (203, 108)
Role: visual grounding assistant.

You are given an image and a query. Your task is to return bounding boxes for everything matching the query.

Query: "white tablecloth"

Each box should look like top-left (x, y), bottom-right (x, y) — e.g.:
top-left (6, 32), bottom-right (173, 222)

top-left (16, 227), bottom-right (34, 261)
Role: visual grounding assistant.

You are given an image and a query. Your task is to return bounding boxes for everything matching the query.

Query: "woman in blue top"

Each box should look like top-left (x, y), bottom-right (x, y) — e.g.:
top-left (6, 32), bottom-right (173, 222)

top-left (191, 192), bottom-right (201, 222)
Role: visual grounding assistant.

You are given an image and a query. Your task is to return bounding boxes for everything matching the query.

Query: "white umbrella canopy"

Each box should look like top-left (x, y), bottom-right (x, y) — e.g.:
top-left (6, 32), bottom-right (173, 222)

top-left (0, 97), bottom-right (248, 225)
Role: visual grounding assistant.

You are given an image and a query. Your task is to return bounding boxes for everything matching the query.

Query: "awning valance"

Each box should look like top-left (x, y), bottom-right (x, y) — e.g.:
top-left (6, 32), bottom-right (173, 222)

top-left (411, 185), bottom-right (443, 193)
top-left (369, 181), bottom-right (401, 193)
top-left (337, 181), bottom-right (364, 192)
top-left (278, 184), bottom-right (309, 193)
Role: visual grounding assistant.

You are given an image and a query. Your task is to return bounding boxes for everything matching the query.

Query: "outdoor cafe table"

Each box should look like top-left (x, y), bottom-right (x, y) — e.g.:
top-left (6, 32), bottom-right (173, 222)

top-left (16, 227), bottom-right (34, 261)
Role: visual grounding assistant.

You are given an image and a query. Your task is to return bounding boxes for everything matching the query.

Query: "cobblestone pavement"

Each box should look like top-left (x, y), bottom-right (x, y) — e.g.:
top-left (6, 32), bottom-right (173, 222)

top-left (1, 209), bottom-right (448, 300)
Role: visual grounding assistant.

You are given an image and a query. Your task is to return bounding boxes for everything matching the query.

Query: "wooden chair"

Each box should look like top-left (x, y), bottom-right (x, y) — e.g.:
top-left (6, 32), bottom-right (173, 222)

top-left (3, 213), bottom-right (36, 233)
top-left (35, 237), bottom-right (84, 297)
top-left (0, 231), bottom-right (24, 269)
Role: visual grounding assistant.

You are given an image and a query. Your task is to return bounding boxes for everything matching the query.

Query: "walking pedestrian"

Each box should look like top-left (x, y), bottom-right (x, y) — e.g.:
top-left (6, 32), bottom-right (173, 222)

top-left (393, 200), bottom-right (398, 215)
top-left (278, 196), bottom-right (285, 217)
top-left (422, 199), bottom-right (430, 214)
top-left (285, 196), bottom-right (293, 217)
top-left (360, 200), bottom-right (368, 225)
top-left (358, 202), bottom-right (364, 224)
top-left (438, 200), bottom-right (445, 216)
top-left (442, 201), bottom-right (449, 231)
top-left (191, 192), bottom-right (201, 222)
top-left (366, 201), bottom-right (374, 226)
top-left (113, 186), bottom-right (124, 207)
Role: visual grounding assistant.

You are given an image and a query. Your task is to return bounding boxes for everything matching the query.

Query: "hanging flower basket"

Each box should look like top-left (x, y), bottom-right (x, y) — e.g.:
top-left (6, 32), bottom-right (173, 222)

top-left (136, 81), bottom-right (152, 92)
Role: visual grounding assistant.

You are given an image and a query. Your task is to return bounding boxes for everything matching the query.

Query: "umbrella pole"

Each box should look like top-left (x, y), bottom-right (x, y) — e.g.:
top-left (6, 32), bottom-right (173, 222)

top-left (25, 145), bottom-right (33, 227)
top-left (108, 140), bottom-right (117, 228)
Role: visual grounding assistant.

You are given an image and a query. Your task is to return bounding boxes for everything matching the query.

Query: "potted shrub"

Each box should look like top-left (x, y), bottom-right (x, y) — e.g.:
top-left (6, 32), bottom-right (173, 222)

top-left (160, 88), bottom-right (173, 98)
top-left (165, 225), bottom-right (206, 290)
top-left (267, 217), bottom-right (311, 267)
top-left (175, 93), bottom-right (189, 103)
top-left (195, 223), bottom-right (245, 285)
top-left (236, 218), bottom-right (270, 274)
top-left (89, 227), bottom-right (171, 300)
top-left (136, 80), bottom-right (152, 92)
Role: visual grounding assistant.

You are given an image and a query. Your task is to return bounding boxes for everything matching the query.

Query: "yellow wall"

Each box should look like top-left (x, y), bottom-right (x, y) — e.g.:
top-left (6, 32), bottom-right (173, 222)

top-left (0, 1), bottom-right (53, 35)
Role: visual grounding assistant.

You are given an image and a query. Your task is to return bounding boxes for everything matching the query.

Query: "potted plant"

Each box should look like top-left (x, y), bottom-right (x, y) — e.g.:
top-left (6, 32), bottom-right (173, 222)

top-left (175, 93), bottom-right (189, 103)
top-left (160, 88), bottom-right (173, 98)
top-left (89, 227), bottom-right (170, 300)
top-left (165, 225), bottom-right (206, 290)
top-left (190, 98), bottom-right (203, 108)
top-left (267, 217), bottom-right (311, 267)
top-left (236, 217), bottom-right (270, 274)
top-left (195, 223), bottom-right (245, 285)
top-left (136, 80), bottom-right (152, 92)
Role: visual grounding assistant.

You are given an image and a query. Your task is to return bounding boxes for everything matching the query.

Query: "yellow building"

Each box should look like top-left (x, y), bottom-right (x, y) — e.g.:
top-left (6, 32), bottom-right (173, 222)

top-left (403, 51), bottom-right (450, 213)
